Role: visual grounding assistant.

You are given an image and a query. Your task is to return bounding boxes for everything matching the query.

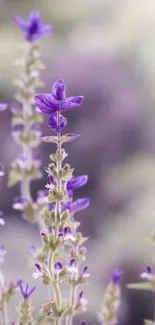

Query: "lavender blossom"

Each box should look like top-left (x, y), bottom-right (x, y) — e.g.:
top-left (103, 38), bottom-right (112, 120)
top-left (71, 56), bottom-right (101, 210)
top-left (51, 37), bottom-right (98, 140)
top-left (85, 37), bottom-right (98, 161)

top-left (17, 280), bottom-right (35, 300)
top-left (99, 268), bottom-right (123, 325)
top-left (9, 10), bottom-right (52, 225)
top-left (35, 78), bottom-right (84, 114)
top-left (112, 268), bottom-right (123, 284)
top-left (34, 78), bottom-right (89, 324)
top-left (0, 103), bottom-right (8, 111)
top-left (14, 11), bottom-right (53, 42)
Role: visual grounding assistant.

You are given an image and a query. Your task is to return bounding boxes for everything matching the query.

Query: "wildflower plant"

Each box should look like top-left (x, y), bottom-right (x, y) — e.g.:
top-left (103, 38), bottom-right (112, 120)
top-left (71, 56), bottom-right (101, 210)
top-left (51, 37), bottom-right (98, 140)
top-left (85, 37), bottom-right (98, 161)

top-left (32, 78), bottom-right (90, 324)
top-left (8, 11), bottom-right (52, 226)
top-left (0, 10), bottom-right (125, 325)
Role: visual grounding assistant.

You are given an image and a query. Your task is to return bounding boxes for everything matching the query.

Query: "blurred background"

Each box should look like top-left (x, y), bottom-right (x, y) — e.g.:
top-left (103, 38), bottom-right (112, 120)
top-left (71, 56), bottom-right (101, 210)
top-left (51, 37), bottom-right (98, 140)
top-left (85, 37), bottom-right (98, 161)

top-left (1, 0), bottom-right (155, 324)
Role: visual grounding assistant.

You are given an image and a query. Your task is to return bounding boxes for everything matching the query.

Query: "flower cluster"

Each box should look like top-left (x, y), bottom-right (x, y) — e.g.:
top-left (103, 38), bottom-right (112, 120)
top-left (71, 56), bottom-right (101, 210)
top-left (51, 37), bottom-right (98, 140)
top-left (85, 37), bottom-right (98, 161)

top-left (8, 11), bottom-right (52, 224)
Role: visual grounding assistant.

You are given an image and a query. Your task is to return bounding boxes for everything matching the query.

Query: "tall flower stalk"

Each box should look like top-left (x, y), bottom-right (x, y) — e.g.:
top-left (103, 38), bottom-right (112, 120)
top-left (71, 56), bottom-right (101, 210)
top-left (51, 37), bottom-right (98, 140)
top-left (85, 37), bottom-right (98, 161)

top-left (99, 269), bottom-right (123, 325)
top-left (33, 79), bottom-right (90, 325)
top-left (8, 11), bottom-right (52, 226)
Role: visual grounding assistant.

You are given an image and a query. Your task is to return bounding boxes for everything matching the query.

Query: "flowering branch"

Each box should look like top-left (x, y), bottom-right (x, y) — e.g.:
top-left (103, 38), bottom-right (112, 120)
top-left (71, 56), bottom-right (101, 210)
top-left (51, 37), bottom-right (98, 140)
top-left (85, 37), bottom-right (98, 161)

top-left (32, 78), bottom-right (89, 324)
top-left (8, 11), bottom-right (52, 227)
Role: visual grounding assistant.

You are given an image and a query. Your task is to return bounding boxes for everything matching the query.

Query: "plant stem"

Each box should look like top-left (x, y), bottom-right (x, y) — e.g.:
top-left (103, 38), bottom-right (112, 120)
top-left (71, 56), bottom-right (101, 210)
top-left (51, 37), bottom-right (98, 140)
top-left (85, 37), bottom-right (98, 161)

top-left (48, 109), bottom-right (62, 324)
top-left (0, 273), bottom-right (7, 325)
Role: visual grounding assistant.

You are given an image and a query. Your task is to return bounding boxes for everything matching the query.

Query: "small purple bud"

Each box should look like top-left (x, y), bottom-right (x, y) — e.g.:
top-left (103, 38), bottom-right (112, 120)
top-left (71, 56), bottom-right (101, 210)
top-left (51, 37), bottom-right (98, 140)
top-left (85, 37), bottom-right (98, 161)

top-left (48, 114), bottom-right (67, 134)
top-left (52, 78), bottom-right (66, 101)
top-left (83, 266), bottom-right (88, 274)
top-left (0, 164), bottom-right (4, 177)
top-left (11, 124), bottom-right (24, 132)
top-left (54, 262), bottom-right (63, 270)
top-left (145, 265), bottom-right (152, 274)
top-left (63, 227), bottom-right (70, 237)
top-left (40, 230), bottom-right (48, 237)
top-left (78, 291), bottom-right (84, 301)
top-left (81, 321), bottom-right (86, 325)
top-left (80, 247), bottom-right (87, 255)
top-left (112, 268), bottom-right (123, 284)
top-left (69, 258), bottom-right (76, 267)
top-left (35, 263), bottom-right (42, 272)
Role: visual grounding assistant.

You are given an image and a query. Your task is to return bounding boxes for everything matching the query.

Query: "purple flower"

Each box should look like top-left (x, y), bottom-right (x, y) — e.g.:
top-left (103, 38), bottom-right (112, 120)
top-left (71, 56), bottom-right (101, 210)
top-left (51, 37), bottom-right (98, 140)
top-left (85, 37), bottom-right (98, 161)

top-left (35, 79), bottom-right (84, 114)
top-left (70, 198), bottom-right (90, 214)
top-left (112, 268), bottom-right (123, 284)
top-left (35, 263), bottom-right (42, 272)
top-left (29, 245), bottom-right (38, 259)
top-left (0, 164), bottom-right (4, 177)
top-left (78, 291), bottom-right (88, 311)
top-left (81, 266), bottom-right (90, 279)
top-left (0, 103), bottom-right (8, 111)
top-left (69, 258), bottom-right (76, 267)
top-left (67, 175), bottom-right (88, 191)
top-left (140, 265), bottom-right (153, 279)
top-left (145, 265), bottom-right (152, 274)
top-left (49, 199), bottom-right (90, 214)
top-left (14, 11), bottom-right (53, 42)
top-left (67, 175), bottom-right (88, 197)
top-left (36, 189), bottom-right (49, 205)
top-left (48, 114), bottom-right (67, 133)
top-left (54, 262), bottom-right (63, 272)
top-left (13, 196), bottom-right (27, 211)
top-left (81, 321), bottom-right (86, 325)
top-left (17, 280), bottom-right (35, 300)
top-left (11, 124), bottom-right (24, 132)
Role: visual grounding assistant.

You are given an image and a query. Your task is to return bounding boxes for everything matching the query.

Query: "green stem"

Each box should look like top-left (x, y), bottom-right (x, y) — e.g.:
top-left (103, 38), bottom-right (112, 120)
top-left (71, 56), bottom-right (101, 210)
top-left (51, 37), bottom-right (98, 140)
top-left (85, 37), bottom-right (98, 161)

top-left (0, 274), bottom-right (7, 325)
top-left (48, 109), bottom-right (62, 324)
top-left (66, 285), bottom-right (76, 325)
top-left (1, 301), bottom-right (7, 325)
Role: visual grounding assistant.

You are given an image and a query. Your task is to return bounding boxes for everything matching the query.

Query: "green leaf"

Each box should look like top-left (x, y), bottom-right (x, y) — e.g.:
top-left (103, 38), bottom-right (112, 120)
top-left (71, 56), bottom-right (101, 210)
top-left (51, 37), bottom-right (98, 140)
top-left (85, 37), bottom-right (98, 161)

top-left (39, 136), bottom-right (58, 143)
top-left (60, 133), bottom-right (80, 143)
top-left (8, 170), bottom-right (21, 187)
top-left (127, 282), bottom-right (153, 291)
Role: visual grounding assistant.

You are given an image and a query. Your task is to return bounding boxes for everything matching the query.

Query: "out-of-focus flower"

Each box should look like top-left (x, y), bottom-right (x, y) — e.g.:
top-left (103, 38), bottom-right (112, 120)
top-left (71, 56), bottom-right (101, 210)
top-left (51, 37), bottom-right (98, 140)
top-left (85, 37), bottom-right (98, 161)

top-left (14, 11), bottom-right (53, 42)
top-left (17, 280), bottom-right (35, 300)
top-left (112, 268), bottom-right (123, 284)
top-left (13, 196), bottom-right (27, 211)
top-left (0, 103), bottom-right (8, 111)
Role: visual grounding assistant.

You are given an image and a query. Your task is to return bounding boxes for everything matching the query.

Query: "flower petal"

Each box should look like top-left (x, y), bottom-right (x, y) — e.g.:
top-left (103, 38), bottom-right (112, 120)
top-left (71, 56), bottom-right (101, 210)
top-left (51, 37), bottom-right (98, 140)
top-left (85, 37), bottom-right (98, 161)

top-left (52, 78), bottom-right (66, 101)
top-left (0, 103), bottom-right (8, 111)
top-left (61, 96), bottom-right (84, 111)
top-left (14, 16), bottom-right (29, 31)
top-left (29, 10), bottom-right (41, 22)
top-left (71, 198), bottom-right (90, 213)
top-left (40, 24), bottom-right (53, 37)
top-left (67, 175), bottom-right (88, 191)
top-left (35, 93), bottom-right (58, 114)
top-left (48, 114), bottom-right (67, 133)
